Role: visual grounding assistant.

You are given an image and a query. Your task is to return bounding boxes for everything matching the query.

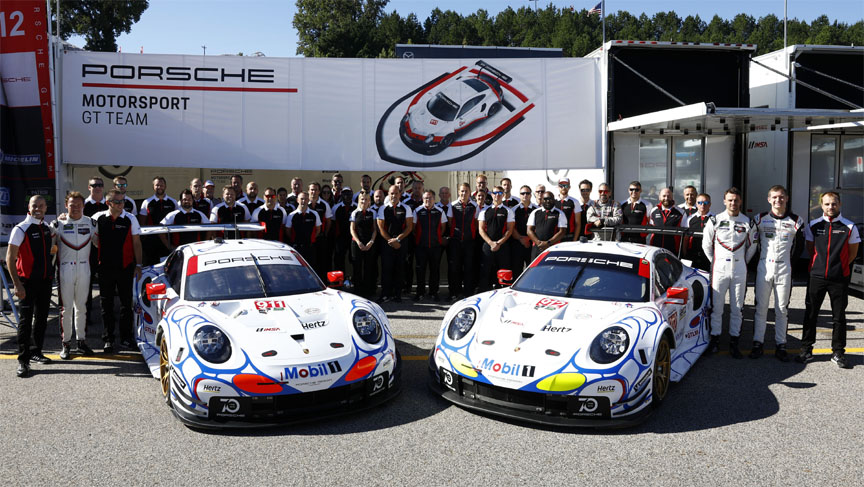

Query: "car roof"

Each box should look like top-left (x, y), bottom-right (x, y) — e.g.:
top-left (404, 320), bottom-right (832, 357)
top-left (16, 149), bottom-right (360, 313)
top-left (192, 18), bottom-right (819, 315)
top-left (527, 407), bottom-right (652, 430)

top-left (545, 240), bottom-right (657, 260)
top-left (181, 238), bottom-right (295, 257)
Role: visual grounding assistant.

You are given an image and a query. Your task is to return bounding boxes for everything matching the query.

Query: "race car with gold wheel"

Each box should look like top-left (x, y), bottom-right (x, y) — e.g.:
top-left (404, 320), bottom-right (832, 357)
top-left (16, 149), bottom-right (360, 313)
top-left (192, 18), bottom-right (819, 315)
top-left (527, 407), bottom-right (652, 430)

top-left (133, 236), bottom-right (400, 428)
top-left (429, 241), bottom-right (710, 427)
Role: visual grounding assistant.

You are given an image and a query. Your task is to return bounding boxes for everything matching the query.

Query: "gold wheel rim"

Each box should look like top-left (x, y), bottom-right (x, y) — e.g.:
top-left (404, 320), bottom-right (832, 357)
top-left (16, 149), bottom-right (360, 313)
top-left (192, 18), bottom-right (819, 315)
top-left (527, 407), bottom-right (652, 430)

top-left (159, 336), bottom-right (170, 398)
top-left (654, 339), bottom-right (671, 400)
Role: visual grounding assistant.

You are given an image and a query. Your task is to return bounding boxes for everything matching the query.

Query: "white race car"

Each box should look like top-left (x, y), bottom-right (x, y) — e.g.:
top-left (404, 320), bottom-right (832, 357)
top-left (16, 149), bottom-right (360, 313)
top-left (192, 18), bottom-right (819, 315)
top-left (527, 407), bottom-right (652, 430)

top-left (399, 60), bottom-right (509, 155)
top-left (134, 238), bottom-right (400, 428)
top-left (429, 241), bottom-right (711, 427)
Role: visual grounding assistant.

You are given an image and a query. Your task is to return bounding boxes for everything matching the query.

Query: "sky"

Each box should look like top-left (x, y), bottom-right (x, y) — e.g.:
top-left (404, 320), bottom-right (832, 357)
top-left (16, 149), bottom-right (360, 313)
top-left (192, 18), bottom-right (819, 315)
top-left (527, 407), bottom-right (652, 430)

top-left (64, 0), bottom-right (864, 58)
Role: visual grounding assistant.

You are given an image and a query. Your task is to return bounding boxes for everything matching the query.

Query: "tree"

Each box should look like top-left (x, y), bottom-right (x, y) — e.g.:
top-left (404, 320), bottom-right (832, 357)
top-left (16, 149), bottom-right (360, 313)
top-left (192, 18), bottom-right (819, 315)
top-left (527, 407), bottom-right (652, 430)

top-left (54, 0), bottom-right (148, 52)
top-left (293, 0), bottom-right (388, 57)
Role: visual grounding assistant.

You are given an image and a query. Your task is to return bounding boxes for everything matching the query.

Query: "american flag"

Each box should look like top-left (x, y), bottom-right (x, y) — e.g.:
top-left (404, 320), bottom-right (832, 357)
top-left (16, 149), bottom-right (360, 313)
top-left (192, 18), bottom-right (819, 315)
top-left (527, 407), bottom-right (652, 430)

top-left (588, 2), bottom-right (602, 15)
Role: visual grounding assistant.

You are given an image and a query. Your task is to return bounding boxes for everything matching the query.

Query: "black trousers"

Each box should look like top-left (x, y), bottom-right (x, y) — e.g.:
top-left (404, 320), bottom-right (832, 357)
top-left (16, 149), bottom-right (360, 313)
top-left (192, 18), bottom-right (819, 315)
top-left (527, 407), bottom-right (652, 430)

top-left (334, 237), bottom-right (351, 274)
top-left (99, 264), bottom-right (135, 344)
top-left (480, 242), bottom-right (512, 291)
top-left (509, 239), bottom-right (531, 275)
top-left (350, 242), bottom-right (377, 298)
top-left (415, 245), bottom-right (442, 296)
top-left (380, 243), bottom-right (405, 298)
top-left (17, 277), bottom-right (52, 363)
top-left (447, 239), bottom-right (476, 297)
top-left (294, 243), bottom-right (317, 271)
top-left (801, 276), bottom-right (849, 353)
top-left (313, 239), bottom-right (330, 281)
top-left (402, 239), bottom-right (415, 293)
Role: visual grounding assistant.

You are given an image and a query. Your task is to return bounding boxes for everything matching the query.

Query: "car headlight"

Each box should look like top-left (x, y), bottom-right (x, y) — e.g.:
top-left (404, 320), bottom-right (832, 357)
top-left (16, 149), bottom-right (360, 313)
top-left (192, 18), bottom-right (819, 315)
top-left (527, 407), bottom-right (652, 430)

top-left (447, 308), bottom-right (476, 340)
top-left (193, 325), bottom-right (232, 364)
top-left (353, 309), bottom-right (382, 344)
top-left (425, 134), bottom-right (435, 143)
top-left (589, 326), bottom-right (630, 364)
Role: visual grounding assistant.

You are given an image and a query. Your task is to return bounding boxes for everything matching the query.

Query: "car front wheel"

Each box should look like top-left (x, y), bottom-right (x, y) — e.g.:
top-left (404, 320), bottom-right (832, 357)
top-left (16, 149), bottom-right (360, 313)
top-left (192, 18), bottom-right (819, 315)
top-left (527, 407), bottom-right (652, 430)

top-left (159, 334), bottom-right (173, 408)
top-left (652, 335), bottom-right (672, 406)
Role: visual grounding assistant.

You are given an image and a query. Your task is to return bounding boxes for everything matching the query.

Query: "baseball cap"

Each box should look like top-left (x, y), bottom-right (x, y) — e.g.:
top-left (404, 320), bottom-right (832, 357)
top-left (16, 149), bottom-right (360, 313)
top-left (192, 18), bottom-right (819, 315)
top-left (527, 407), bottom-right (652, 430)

top-left (559, 177), bottom-right (570, 184)
top-left (204, 180), bottom-right (215, 187)
top-left (342, 186), bottom-right (352, 193)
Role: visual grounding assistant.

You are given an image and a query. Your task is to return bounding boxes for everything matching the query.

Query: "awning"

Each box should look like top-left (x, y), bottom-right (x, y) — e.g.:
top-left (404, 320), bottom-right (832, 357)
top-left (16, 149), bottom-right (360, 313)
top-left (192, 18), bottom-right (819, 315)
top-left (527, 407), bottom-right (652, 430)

top-left (607, 102), bottom-right (864, 135)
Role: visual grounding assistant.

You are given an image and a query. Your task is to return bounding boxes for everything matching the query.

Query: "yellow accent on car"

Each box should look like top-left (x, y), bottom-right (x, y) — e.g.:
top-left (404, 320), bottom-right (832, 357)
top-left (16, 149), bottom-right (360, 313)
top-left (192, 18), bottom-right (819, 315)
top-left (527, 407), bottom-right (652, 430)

top-left (450, 352), bottom-right (478, 378)
top-left (536, 373), bottom-right (586, 392)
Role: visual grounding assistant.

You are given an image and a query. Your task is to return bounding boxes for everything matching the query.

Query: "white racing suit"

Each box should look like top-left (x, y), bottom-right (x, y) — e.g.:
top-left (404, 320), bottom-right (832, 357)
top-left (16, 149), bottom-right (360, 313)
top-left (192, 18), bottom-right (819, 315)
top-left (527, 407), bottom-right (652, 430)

top-left (53, 215), bottom-right (95, 343)
top-left (702, 211), bottom-right (757, 338)
top-left (752, 211), bottom-right (805, 345)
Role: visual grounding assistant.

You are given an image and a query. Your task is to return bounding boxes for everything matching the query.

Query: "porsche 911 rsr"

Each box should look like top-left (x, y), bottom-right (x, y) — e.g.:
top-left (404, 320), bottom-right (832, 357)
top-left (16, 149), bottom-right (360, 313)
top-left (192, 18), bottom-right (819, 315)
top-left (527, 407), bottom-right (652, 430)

top-left (429, 241), bottom-right (711, 427)
top-left (399, 61), bottom-right (508, 155)
top-left (134, 238), bottom-right (400, 428)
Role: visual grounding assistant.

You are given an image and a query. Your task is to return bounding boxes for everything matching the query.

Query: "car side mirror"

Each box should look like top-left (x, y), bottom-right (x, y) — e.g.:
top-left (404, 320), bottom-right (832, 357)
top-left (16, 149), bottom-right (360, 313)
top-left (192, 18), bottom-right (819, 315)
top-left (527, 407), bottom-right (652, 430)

top-left (146, 282), bottom-right (170, 301)
top-left (327, 271), bottom-right (344, 287)
top-left (497, 269), bottom-right (514, 287)
top-left (665, 286), bottom-right (688, 305)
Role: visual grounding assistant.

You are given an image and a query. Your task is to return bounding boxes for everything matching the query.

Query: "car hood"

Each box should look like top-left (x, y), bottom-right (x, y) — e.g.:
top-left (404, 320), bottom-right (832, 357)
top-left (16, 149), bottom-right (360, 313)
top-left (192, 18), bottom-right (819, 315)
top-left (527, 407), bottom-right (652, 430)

top-left (407, 104), bottom-right (451, 137)
top-left (191, 290), bottom-right (359, 362)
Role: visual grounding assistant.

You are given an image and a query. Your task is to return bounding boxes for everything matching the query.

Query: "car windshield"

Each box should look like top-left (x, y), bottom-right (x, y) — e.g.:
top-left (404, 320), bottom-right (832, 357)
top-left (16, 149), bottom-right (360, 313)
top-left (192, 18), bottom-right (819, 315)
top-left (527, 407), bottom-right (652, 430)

top-left (512, 251), bottom-right (649, 302)
top-left (185, 263), bottom-right (325, 301)
top-left (426, 92), bottom-right (460, 121)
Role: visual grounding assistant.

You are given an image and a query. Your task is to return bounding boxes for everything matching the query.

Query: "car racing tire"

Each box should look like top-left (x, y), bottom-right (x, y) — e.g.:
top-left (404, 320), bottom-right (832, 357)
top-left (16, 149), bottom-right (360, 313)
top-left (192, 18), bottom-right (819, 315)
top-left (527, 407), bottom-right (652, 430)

top-left (158, 333), bottom-right (173, 408)
top-left (440, 133), bottom-right (455, 151)
top-left (652, 335), bottom-right (672, 407)
top-left (488, 101), bottom-right (501, 118)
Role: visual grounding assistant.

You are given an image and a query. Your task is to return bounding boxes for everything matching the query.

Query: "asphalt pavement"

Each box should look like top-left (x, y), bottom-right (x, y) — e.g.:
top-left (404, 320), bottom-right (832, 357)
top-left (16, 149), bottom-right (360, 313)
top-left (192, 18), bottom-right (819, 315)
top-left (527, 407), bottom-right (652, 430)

top-left (1, 285), bottom-right (861, 485)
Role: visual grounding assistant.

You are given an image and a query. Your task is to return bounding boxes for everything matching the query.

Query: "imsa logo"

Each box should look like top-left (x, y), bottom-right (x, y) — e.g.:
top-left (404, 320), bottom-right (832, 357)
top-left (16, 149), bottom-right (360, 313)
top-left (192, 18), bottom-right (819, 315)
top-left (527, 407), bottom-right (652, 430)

top-left (479, 358), bottom-right (535, 377)
top-left (284, 361), bottom-right (342, 380)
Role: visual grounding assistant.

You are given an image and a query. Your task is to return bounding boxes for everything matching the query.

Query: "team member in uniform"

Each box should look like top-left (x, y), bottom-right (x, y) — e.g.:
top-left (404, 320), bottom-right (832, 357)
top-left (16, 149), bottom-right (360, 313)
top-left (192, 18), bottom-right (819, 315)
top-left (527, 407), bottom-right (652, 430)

top-left (647, 187), bottom-right (687, 254)
top-left (376, 185), bottom-right (414, 303)
top-left (209, 186), bottom-right (251, 239)
top-left (585, 183), bottom-right (622, 241)
top-left (446, 183), bottom-right (479, 300)
top-left (238, 181), bottom-right (264, 212)
top-left (678, 185), bottom-right (698, 218)
top-left (204, 180), bottom-right (220, 206)
top-left (369, 189), bottom-right (387, 289)
top-left (7, 196), bottom-right (56, 376)
top-left (555, 177), bottom-right (581, 241)
top-left (277, 187), bottom-right (295, 214)
top-left (352, 174), bottom-right (374, 204)
top-left (402, 181), bottom-right (424, 294)
top-left (83, 177), bottom-right (108, 329)
top-left (510, 185), bottom-right (537, 272)
top-left (576, 179), bottom-right (595, 239)
top-left (620, 181), bottom-right (652, 243)
top-left (527, 191), bottom-right (567, 260)
top-left (113, 176), bottom-right (137, 214)
top-left (250, 187), bottom-right (288, 242)
top-left (478, 186), bottom-right (515, 291)
top-left (161, 189), bottom-right (209, 249)
top-left (331, 187), bottom-right (356, 273)
top-left (413, 190), bottom-right (448, 301)
top-left (230, 174), bottom-right (245, 202)
top-left (501, 178), bottom-right (520, 208)
top-left (139, 176), bottom-right (178, 265)
top-left (702, 187), bottom-right (757, 358)
top-left (190, 178), bottom-right (213, 216)
top-left (472, 174), bottom-right (493, 206)
top-left (52, 192), bottom-right (96, 359)
top-left (798, 192), bottom-right (860, 368)
top-left (307, 182), bottom-right (333, 280)
top-left (685, 194), bottom-right (713, 271)
top-left (286, 192), bottom-right (322, 265)
top-left (349, 191), bottom-right (378, 298)
top-left (750, 185), bottom-right (804, 361)
top-left (93, 189), bottom-right (143, 354)
top-left (532, 184), bottom-right (546, 206)
top-left (286, 177), bottom-right (304, 208)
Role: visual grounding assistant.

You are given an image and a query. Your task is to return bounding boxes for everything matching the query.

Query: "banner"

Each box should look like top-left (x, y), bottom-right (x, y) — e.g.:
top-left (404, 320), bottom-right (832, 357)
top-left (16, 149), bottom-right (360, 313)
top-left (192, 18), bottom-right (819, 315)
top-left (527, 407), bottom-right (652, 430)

top-left (1, 1), bottom-right (56, 242)
top-left (61, 52), bottom-right (601, 172)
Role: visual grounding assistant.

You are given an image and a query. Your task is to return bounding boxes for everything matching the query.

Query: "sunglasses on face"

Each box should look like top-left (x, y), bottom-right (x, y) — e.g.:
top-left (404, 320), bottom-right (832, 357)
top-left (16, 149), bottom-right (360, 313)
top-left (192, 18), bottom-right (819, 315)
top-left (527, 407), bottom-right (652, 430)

top-left (89, 183), bottom-right (104, 188)
top-left (265, 194), bottom-right (277, 199)
top-left (543, 197), bottom-right (555, 201)
top-left (559, 184), bottom-right (569, 188)
top-left (109, 199), bottom-right (125, 205)
top-left (116, 183), bottom-right (128, 188)
top-left (697, 201), bottom-right (711, 205)
top-left (580, 188), bottom-right (591, 192)
top-left (598, 190), bottom-right (610, 194)
top-left (520, 192), bottom-right (531, 195)
top-left (629, 188), bottom-right (640, 192)
top-left (491, 191), bottom-right (503, 195)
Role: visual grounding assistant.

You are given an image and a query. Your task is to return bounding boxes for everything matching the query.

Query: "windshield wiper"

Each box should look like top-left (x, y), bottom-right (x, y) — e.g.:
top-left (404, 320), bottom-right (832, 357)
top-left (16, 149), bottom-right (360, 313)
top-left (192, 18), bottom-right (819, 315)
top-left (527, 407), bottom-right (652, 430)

top-left (249, 253), bottom-right (269, 297)
top-left (564, 266), bottom-right (587, 298)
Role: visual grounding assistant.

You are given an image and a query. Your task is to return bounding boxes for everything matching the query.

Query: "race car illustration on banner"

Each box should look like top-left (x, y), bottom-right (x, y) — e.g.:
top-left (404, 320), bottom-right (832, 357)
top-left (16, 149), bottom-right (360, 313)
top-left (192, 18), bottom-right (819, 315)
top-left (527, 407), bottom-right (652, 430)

top-left (429, 241), bottom-right (711, 427)
top-left (132, 234), bottom-right (401, 428)
top-left (376, 60), bottom-right (537, 167)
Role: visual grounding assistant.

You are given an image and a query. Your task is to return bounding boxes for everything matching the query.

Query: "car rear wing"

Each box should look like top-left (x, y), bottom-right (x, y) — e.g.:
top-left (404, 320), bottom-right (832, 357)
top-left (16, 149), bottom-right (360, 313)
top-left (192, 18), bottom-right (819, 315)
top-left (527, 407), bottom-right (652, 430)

top-left (139, 223), bottom-right (265, 236)
top-left (592, 225), bottom-right (703, 259)
top-left (475, 60), bottom-right (513, 83)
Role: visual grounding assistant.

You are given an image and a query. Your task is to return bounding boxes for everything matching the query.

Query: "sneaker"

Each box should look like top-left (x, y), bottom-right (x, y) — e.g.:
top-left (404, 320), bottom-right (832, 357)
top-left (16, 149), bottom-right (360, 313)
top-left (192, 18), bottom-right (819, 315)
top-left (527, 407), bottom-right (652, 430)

top-left (120, 339), bottom-right (137, 351)
top-left (76, 340), bottom-right (94, 356)
top-left (103, 341), bottom-right (115, 354)
top-left (59, 342), bottom-right (72, 360)
top-left (795, 348), bottom-right (814, 364)
top-left (729, 337), bottom-right (743, 359)
top-left (749, 341), bottom-right (763, 359)
top-left (831, 353), bottom-right (850, 369)
top-left (30, 353), bottom-right (52, 364)
top-left (16, 362), bottom-right (30, 378)
top-left (775, 344), bottom-right (790, 362)
top-left (706, 336), bottom-right (720, 354)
